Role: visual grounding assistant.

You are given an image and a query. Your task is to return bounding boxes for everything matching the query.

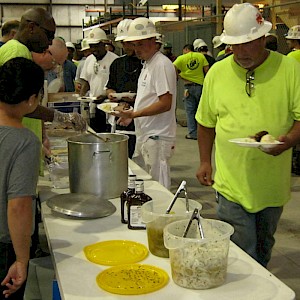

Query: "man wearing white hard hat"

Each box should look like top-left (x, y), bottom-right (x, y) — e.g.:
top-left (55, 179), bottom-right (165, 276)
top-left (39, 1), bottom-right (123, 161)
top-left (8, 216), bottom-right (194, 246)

top-left (194, 39), bottom-right (215, 67)
top-left (195, 3), bottom-right (300, 267)
top-left (116, 17), bottom-right (177, 190)
top-left (212, 35), bottom-right (226, 57)
top-left (285, 25), bottom-right (300, 63)
top-left (80, 27), bottom-right (118, 132)
top-left (105, 19), bottom-right (142, 158)
top-left (75, 38), bottom-right (92, 93)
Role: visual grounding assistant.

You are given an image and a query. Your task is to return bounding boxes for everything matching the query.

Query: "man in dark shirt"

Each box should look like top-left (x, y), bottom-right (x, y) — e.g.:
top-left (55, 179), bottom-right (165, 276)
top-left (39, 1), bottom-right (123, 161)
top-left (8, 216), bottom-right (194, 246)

top-left (106, 19), bottom-right (142, 158)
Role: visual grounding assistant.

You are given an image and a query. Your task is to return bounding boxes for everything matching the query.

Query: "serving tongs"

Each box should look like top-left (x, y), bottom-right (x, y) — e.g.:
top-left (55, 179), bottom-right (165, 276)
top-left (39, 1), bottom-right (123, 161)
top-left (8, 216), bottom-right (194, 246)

top-left (86, 126), bottom-right (109, 142)
top-left (165, 180), bottom-right (189, 214)
top-left (183, 208), bottom-right (205, 239)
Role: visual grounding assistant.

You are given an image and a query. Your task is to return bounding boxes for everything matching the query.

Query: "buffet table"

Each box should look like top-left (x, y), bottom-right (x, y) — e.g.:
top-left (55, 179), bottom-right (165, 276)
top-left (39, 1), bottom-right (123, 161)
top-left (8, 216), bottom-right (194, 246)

top-left (38, 173), bottom-right (296, 300)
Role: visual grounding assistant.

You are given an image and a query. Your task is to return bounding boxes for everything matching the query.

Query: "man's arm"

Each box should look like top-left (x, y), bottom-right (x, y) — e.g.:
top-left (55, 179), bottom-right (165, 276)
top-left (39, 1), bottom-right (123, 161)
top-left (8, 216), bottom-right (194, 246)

top-left (79, 79), bottom-right (90, 97)
top-left (1, 196), bottom-right (32, 297)
top-left (24, 104), bottom-right (87, 131)
top-left (263, 120), bottom-right (300, 156)
top-left (25, 105), bottom-right (55, 122)
top-left (196, 124), bottom-right (215, 186)
top-left (203, 65), bottom-right (209, 75)
top-left (116, 92), bottom-right (172, 120)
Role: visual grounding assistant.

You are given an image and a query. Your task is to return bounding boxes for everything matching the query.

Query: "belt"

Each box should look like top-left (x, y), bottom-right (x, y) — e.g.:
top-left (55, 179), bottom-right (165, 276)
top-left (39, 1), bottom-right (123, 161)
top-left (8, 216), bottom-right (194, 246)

top-left (184, 83), bottom-right (202, 86)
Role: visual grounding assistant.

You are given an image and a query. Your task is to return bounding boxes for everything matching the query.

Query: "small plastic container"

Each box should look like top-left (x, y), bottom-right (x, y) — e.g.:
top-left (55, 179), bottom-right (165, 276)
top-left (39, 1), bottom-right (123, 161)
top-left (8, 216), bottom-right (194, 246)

top-left (164, 218), bottom-right (234, 289)
top-left (48, 160), bottom-right (69, 189)
top-left (141, 198), bottom-right (202, 258)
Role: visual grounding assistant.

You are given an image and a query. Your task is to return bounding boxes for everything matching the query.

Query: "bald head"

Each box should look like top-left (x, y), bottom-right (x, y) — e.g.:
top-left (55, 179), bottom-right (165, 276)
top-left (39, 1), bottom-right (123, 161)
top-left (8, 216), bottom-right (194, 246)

top-left (15, 7), bottom-right (56, 53)
top-left (49, 37), bottom-right (68, 65)
top-left (21, 8), bottom-right (55, 29)
top-left (32, 37), bottom-right (68, 71)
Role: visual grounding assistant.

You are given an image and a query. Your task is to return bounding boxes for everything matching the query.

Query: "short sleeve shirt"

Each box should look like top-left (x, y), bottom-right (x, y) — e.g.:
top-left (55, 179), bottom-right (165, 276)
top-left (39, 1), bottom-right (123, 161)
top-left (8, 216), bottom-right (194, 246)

top-left (134, 51), bottom-right (177, 143)
top-left (173, 52), bottom-right (208, 85)
top-left (195, 52), bottom-right (300, 212)
top-left (80, 52), bottom-right (118, 97)
top-left (287, 49), bottom-right (300, 63)
top-left (0, 127), bottom-right (40, 243)
top-left (0, 39), bottom-right (32, 66)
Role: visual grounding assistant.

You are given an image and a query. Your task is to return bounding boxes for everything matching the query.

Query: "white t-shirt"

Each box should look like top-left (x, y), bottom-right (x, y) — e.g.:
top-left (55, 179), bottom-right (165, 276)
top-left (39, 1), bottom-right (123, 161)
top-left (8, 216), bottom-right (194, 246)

top-left (134, 51), bottom-right (177, 143)
top-left (80, 51), bottom-right (118, 97)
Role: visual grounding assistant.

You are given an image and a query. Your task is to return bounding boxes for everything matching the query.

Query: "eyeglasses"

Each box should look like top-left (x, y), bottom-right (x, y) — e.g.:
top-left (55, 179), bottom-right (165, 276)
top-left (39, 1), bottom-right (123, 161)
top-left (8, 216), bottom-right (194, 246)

top-left (245, 70), bottom-right (255, 97)
top-left (26, 20), bottom-right (55, 41)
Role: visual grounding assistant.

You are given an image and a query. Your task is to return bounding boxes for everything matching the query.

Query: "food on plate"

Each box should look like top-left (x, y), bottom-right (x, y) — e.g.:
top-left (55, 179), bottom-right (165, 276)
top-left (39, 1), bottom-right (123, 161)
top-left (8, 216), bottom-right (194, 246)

top-left (253, 130), bottom-right (269, 142)
top-left (246, 130), bottom-right (277, 144)
top-left (101, 103), bottom-right (114, 112)
top-left (260, 134), bottom-right (276, 143)
top-left (113, 102), bottom-right (131, 112)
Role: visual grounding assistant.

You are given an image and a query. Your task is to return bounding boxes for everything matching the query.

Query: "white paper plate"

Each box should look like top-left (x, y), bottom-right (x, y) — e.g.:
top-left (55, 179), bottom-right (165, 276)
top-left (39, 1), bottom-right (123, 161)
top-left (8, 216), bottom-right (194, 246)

top-left (97, 102), bottom-right (118, 113)
top-left (77, 96), bottom-right (98, 101)
top-left (229, 138), bottom-right (283, 149)
top-left (110, 92), bottom-right (136, 100)
top-left (47, 78), bottom-right (61, 93)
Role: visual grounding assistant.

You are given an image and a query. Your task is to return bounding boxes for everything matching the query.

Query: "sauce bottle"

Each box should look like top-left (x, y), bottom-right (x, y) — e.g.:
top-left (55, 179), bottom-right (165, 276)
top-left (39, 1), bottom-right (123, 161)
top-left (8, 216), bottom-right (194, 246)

top-left (120, 174), bottom-right (136, 224)
top-left (127, 179), bottom-right (152, 230)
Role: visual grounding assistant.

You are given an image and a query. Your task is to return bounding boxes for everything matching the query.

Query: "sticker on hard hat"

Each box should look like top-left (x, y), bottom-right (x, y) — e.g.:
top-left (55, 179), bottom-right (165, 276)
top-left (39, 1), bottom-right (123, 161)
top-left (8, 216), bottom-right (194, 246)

top-left (256, 13), bottom-right (263, 25)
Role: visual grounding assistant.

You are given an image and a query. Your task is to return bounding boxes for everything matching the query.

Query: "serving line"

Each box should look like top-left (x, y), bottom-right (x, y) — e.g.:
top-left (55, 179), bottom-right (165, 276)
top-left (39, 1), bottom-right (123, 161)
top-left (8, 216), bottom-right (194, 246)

top-left (38, 175), bottom-right (295, 300)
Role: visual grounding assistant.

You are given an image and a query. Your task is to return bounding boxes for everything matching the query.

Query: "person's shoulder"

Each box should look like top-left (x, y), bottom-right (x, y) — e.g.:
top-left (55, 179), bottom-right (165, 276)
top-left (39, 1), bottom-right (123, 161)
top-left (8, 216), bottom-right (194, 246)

top-left (65, 60), bottom-right (77, 68)
top-left (106, 51), bottom-right (119, 59)
top-left (85, 54), bottom-right (96, 63)
top-left (155, 51), bottom-right (173, 64)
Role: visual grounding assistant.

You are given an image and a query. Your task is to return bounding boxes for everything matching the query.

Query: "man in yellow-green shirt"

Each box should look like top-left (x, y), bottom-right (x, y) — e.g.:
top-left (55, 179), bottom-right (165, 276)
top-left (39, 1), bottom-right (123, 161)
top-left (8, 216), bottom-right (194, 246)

top-left (196, 3), bottom-right (300, 267)
top-left (173, 44), bottom-right (209, 140)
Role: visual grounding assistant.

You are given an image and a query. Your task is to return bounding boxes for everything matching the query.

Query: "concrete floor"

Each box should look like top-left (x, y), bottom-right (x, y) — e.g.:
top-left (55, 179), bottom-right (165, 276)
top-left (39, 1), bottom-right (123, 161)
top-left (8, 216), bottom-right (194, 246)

top-left (170, 122), bottom-right (300, 299)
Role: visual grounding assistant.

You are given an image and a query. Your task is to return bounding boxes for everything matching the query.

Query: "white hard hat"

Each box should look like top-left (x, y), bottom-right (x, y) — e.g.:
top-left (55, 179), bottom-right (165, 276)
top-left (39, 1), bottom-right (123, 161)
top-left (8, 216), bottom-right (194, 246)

top-left (124, 17), bottom-right (158, 42)
top-left (194, 39), bottom-right (207, 50)
top-left (212, 36), bottom-right (223, 48)
top-left (115, 19), bottom-right (133, 41)
top-left (220, 3), bottom-right (272, 45)
top-left (87, 27), bottom-right (108, 44)
top-left (80, 38), bottom-right (90, 51)
top-left (285, 25), bottom-right (300, 39)
top-left (193, 38), bottom-right (205, 49)
top-left (66, 41), bottom-right (75, 49)
top-left (156, 35), bottom-right (163, 44)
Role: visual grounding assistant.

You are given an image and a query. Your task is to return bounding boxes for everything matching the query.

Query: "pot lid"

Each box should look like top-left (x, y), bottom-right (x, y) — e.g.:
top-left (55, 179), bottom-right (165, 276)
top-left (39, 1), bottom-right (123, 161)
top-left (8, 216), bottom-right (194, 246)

top-left (46, 193), bottom-right (116, 219)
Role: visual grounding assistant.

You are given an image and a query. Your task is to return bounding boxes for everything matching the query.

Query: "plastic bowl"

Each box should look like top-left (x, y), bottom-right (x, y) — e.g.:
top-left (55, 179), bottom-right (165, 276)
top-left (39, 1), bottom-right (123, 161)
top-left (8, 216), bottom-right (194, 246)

top-left (141, 198), bottom-right (202, 258)
top-left (164, 218), bottom-right (234, 289)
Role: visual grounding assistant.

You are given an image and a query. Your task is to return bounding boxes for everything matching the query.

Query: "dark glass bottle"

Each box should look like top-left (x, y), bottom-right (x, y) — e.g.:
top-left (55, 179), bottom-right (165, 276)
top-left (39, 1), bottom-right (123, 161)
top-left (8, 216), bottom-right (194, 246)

top-left (120, 175), bottom-right (136, 224)
top-left (127, 179), bottom-right (152, 230)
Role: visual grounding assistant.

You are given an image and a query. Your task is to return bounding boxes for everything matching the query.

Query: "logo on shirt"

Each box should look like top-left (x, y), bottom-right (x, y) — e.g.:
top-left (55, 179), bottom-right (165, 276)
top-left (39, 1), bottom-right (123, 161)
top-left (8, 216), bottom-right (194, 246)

top-left (187, 58), bottom-right (199, 70)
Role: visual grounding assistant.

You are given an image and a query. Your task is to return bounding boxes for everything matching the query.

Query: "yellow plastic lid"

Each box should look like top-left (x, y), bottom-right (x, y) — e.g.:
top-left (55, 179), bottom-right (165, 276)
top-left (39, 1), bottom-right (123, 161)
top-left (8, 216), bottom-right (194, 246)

top-left (96, 264), bottom-right (169, 295)
top-left (83, 240), bottom-right (148, 265)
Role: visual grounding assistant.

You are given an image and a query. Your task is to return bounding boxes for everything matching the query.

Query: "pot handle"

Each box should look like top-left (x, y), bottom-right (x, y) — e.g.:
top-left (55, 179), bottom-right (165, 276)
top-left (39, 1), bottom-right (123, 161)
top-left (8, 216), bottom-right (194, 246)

top-left (93, 150), bottom-right (111, 161)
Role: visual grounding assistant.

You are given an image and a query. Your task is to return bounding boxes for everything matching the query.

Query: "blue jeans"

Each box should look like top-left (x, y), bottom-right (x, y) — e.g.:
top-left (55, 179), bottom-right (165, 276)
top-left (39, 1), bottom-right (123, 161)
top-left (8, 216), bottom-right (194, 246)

top-left (184, 84), bottom-right (203, 139)
top-left (216, 193), bottom-right (283, 267)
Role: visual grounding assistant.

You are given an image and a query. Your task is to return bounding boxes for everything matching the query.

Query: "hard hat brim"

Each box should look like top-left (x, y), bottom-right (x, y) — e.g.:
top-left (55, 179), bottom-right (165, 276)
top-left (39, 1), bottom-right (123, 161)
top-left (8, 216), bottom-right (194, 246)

top-left (88, 38), bottom-right (109, 44)
top-left (124, 32), bottom-right (159, 42)
top-left (80, 46), bottom-right (90, 51)
top-left (220, 21), bottom-right (272, 45)
top-left (115, 36), bottom-right (127, 42)
top-left (285, 35), bottom-right (299, 39)
top-left (213, 41), bottom-right (223, 48)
